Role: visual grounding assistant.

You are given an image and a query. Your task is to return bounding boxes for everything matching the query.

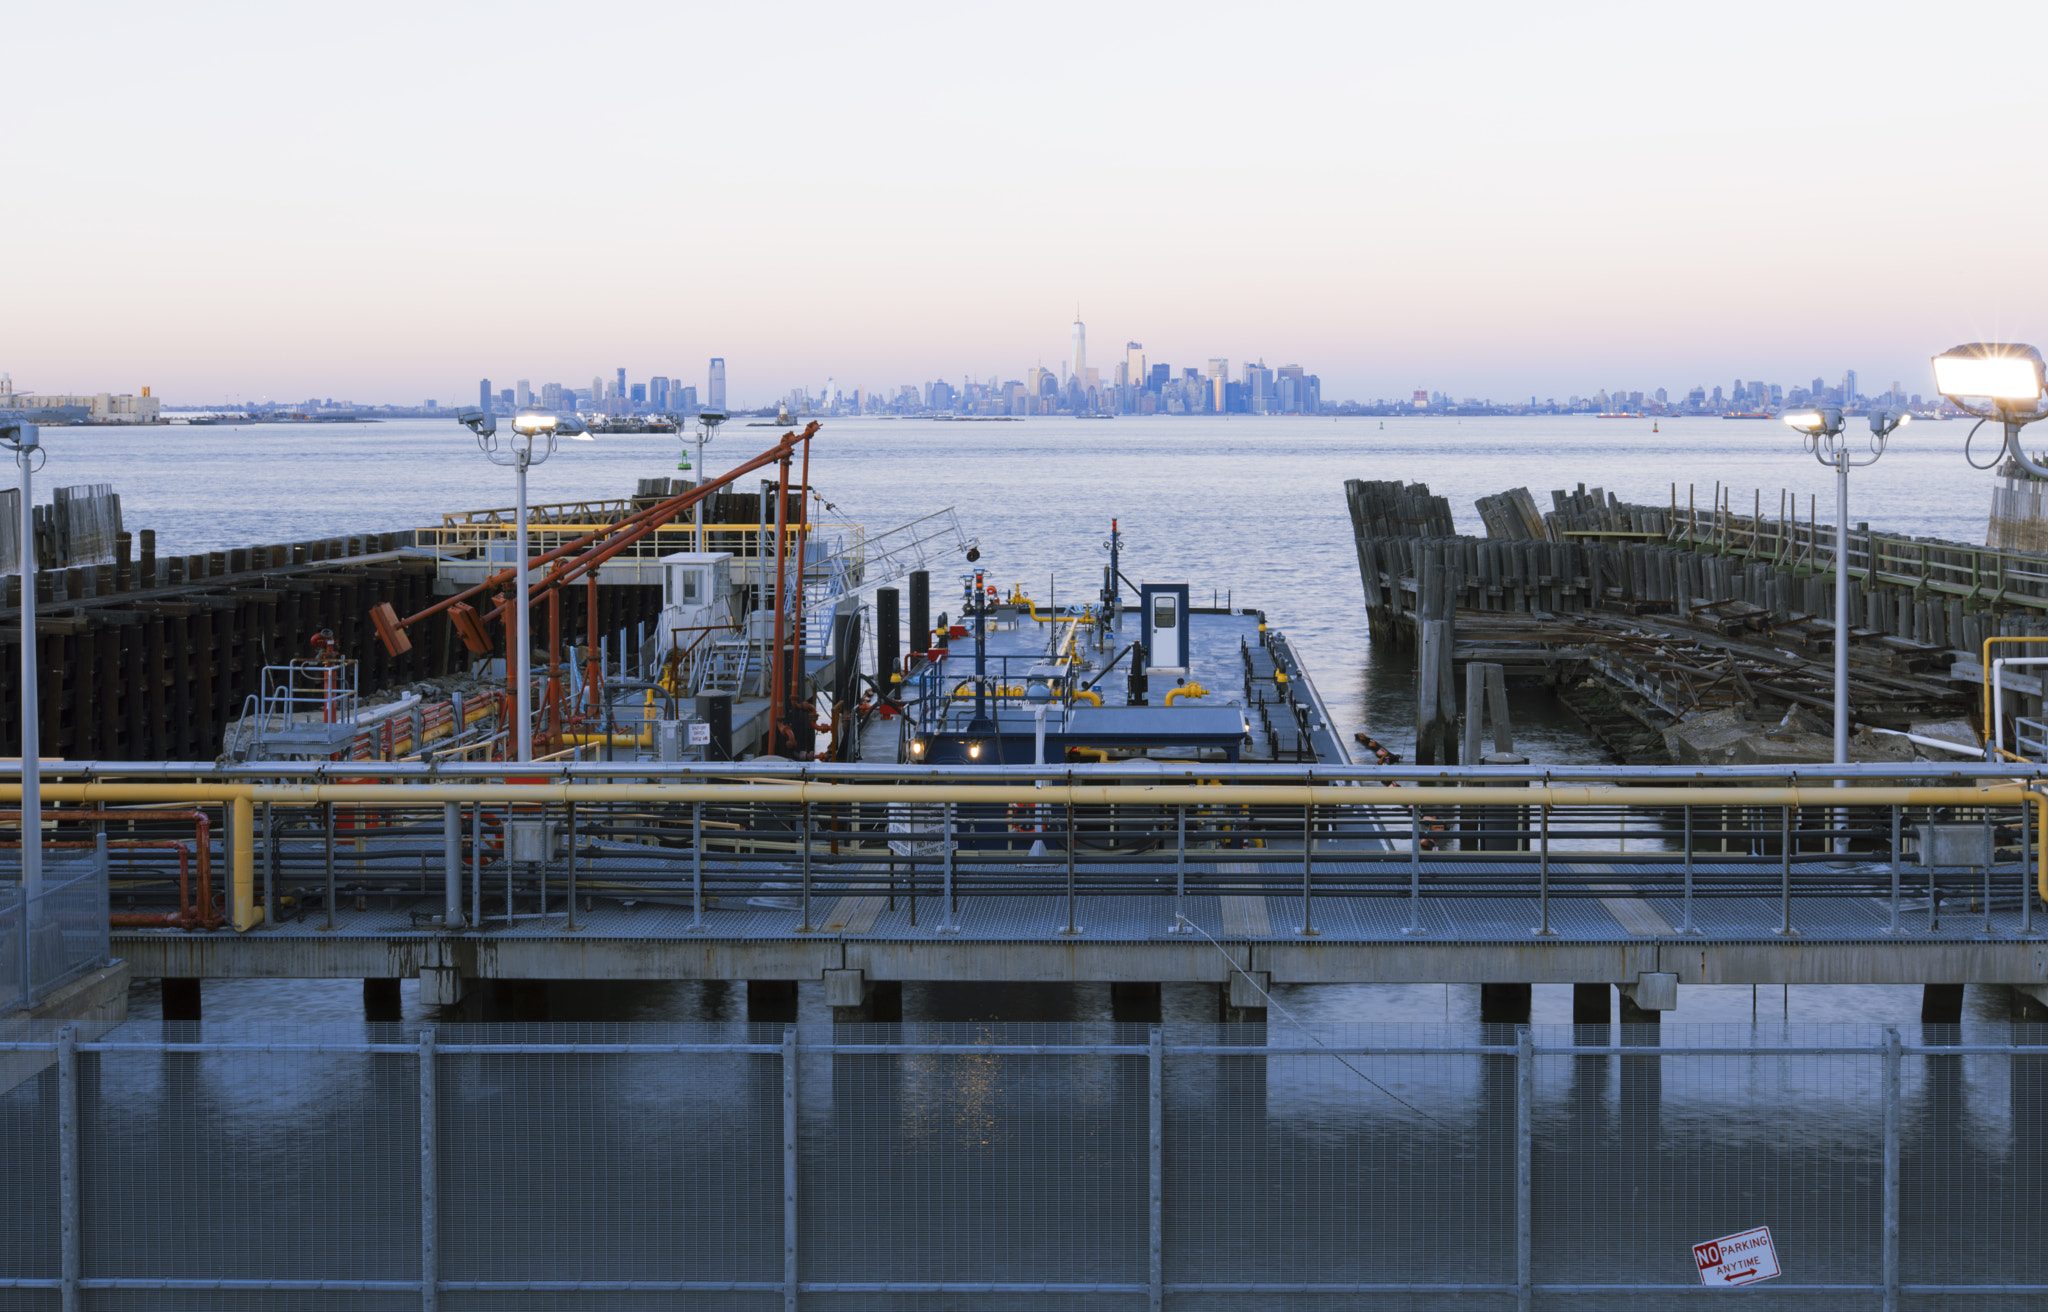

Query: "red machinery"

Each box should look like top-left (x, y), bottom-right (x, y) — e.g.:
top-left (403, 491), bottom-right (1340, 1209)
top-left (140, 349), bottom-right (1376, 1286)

top-left (371, 423), bottom-right (822, 758)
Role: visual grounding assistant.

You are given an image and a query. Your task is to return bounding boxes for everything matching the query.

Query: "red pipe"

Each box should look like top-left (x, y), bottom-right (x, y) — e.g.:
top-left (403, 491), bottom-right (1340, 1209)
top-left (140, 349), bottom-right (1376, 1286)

top-left (6, 808), bottom-right (217, 929)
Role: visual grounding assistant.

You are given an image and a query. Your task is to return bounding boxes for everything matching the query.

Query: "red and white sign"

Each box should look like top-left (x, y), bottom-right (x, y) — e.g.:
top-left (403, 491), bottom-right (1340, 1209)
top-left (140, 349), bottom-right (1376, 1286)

top-left (1694, 1227), bottom-right (1780, 1286)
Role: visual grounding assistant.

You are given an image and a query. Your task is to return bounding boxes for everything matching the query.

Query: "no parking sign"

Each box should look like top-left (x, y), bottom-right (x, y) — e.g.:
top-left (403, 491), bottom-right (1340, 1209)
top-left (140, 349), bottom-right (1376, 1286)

top-left (1694, 1226), bottom-right (1780, 1286)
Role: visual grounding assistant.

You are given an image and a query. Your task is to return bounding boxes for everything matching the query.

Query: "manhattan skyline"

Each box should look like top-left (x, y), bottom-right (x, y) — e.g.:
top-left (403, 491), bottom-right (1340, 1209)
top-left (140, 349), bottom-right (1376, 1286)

top-left (5, 2), bottom-right (2047, 405)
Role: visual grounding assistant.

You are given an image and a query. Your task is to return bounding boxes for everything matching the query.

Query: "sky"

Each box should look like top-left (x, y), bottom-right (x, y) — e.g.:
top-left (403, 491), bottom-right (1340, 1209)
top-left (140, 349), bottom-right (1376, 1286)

top-left (6, 0), bottom-right (2048, 407)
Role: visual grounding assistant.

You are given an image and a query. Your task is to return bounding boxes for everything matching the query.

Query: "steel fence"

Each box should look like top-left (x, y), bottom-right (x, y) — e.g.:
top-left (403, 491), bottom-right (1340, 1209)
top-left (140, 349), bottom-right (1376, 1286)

top-left (0, 846), bottom-right (108, 1013)
top-left (0, 1022), bottom-right (2045, 1309)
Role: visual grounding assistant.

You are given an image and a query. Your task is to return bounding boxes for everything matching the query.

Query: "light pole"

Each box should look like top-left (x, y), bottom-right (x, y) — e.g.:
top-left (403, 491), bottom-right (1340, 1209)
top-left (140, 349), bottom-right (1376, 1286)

top-left (0, 420), bottom-right (40, 911)
top-left (459, 408), bottom-right (591, 762)
top-left (1782, 405), bottom-right (1908, 776)
top-left (689, 410), bottom-right (726, 554)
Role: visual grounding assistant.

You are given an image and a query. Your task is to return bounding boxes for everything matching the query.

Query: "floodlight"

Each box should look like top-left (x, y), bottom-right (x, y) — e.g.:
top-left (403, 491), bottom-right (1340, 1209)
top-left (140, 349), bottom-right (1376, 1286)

top-left (1933, 343), bottom-right (2045, 405)
top-left (1780, 407), bottom-right (1841, 436)
top-left (511, 410), bottom-right (559, 436)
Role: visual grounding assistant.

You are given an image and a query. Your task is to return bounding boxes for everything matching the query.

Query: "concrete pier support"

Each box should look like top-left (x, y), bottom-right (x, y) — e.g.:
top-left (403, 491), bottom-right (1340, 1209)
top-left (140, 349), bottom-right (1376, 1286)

top-left (161, 977), bottom-right (201, 1022)
top-left (1572, 983), bottom-right (1612, 1028)
top-left (362, 977), bottom-right (402, 1024)
top-left (1921, 983), bottom-right (1965, 1026)
top-left (1480, 983), bottom-right (1531, 1026)
top-left (1225, 972), bottom-right (1268, 1024)
top-left (1111, 982), bottom-right (1162, 1024)
top-left (747, 979), bottom-right (798, 1025)
top-left (822, 970), bottom-right (900, 1024)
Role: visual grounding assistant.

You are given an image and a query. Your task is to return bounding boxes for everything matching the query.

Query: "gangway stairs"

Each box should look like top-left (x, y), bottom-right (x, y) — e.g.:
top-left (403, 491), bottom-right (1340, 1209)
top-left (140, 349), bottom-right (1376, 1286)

top-left (802, 507), bottom-right (979, 613)
top-left (693, 637), bottom-right (760, 697)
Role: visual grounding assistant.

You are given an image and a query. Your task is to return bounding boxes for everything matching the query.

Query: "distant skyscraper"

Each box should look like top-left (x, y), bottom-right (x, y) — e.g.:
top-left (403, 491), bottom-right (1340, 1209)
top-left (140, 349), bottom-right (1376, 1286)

top-left (615, 368), bottom-right (627, 403)
top-left (499, 388), bottom-right (514, 409)
top-left (1126, 342), bottom-right (1144, 390)
top-left (708, 358), bottom-right (726, 411)
top-left (514, 379), bottom-right (531, 409)
top-left (650, 376), bottom-right (670, 410)
top-left (1843, 370), bottom-right (1857, 405)
top-left (479, 378), bottom-right (491, 412)
top-left (1206, 359), bottom-right (1229, 415)
top-left (1070, 313), bottom-right (1086, 387)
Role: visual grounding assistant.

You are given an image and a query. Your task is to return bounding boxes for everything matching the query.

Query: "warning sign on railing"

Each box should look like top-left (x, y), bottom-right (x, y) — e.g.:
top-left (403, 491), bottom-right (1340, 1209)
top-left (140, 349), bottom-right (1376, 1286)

top-left (1694, 1226), bottom-right (1780, 1286)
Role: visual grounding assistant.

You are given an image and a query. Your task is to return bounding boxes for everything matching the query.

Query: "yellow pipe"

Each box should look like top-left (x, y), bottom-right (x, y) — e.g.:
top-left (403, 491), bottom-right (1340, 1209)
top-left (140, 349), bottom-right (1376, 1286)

top-left (232, 794), bottom-right (258, 930)
top-left (1069, 747), bottom-right (1109, 763)
top-left (1007, 585), bottom-right (1056, 622)
top-left (2028, 785), bottom-right (2048, 906)
top-left (952, 683), bottom-right (1027, 699)
top-left (1071, 689), bottom-right (1103, 707)
top-left (1164, 683), bottom-right (1210, 706)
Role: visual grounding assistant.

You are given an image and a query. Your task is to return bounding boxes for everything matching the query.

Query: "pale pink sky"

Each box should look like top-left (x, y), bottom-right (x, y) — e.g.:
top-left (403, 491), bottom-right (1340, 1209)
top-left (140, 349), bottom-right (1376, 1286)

top-left (5, 0), bottom-right (2046, 406)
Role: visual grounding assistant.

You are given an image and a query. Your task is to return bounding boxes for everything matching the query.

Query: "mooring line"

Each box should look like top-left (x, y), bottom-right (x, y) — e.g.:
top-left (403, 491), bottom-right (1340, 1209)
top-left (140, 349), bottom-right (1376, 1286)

top-left (1173, 913), bottom-right (1453, 1130)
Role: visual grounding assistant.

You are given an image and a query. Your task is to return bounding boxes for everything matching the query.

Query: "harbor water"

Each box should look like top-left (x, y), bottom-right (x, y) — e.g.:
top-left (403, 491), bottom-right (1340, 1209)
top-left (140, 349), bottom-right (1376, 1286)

top-left (45, 413), bottom-right (2026, 1030)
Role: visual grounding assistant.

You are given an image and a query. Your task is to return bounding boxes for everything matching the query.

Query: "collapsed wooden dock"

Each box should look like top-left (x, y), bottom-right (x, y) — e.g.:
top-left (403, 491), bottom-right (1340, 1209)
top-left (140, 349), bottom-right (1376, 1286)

top-left (1344, 478), bottom-right (2037, 762)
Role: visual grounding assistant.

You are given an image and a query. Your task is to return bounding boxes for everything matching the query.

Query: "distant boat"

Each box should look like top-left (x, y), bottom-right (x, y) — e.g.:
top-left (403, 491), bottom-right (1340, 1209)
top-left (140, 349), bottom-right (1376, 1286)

top-left (1596, 412), bottom-right (1642, 419)
top-left (1722, 412), bottom-right (1773, 420)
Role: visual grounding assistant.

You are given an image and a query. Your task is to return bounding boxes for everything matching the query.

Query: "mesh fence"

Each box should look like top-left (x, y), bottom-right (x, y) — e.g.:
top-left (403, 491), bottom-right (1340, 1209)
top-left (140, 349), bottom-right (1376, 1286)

top-left (0, 1021), bottom-right (2045, 1309)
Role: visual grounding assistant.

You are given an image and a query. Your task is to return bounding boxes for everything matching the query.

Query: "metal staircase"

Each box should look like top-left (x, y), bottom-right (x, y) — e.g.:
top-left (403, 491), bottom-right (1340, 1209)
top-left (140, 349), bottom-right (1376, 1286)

top-left (693, 638), bottom-right (758, 696)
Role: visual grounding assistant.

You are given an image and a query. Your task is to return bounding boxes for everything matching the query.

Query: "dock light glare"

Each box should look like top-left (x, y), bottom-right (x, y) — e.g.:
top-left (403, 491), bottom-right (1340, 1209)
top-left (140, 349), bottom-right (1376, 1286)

top-left (512, 410), bottom-right (558, 435)
top-left (1781, 407), bottom-right (1842, 437)
top-left (968, 741), bottom-right (983, 760)
top-left (909, 737), bottom-right (926, 759)
top-left (1932, 343), bottom-right (2046, 407)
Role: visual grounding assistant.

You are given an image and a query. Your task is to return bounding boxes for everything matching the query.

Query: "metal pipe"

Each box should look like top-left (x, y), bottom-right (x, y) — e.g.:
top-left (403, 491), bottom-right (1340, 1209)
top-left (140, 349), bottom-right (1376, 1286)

top-left (419, 1027), bottom-right (438, 1312)
top-left (566, 800), bottom-right (578, 933)
top-left (1680, 804), bottom-right (1695, 934)
top-left (1882, 1027), bottom-right (1901, 1312)
top-left (1147, 1025), bottom-right (1163, 1312)
top-left (781, 1026), bottom-right (798, 1312)
top-left (19, 434), bottom-right (39, 923)
top-left (323, 801), bottom-right (335, 932)
top-left (1403, 806), bottom-right (1423, 936)
top-left (443, 803), bottom-right (462, 929)
top-left (1515, 1025), bottom-right (1532, 1312)
top-left (689, 800), bottom-right (704, 929)
top-left (57, 1024), bottom-right (77, 1312)
top-left (769, 454), bottom-right (791, 755)
top-left (1778, 805), bottom-right (1794, 936)
top-left (513, 445), bottom-right (532, 763)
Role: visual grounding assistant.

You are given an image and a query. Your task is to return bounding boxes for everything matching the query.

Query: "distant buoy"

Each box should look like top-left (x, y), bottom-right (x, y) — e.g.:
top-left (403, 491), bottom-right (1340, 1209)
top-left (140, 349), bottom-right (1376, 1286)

top-left (1652, 422), bottom-right (1659, 433)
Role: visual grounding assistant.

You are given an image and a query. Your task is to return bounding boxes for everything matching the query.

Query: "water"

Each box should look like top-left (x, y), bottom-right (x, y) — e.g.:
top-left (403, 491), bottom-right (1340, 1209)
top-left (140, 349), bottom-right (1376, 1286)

top-left (45, 413), bottom-right (2023, 1029)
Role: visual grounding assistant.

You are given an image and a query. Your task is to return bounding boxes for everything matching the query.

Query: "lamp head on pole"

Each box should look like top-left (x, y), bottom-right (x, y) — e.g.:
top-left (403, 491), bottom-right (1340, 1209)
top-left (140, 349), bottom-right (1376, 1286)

top-left (1780, 406), bottom-right (1843, 437)
top-left (1932, 342), bottom-right (2048, 426)
top-left (1868, 409), bottom-right (1911, 438)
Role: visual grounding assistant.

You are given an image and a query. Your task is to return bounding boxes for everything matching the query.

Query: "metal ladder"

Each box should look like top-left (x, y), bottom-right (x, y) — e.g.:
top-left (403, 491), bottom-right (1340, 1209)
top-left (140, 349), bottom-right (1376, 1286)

top-left (693, 638), bottom-right (757, 695)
